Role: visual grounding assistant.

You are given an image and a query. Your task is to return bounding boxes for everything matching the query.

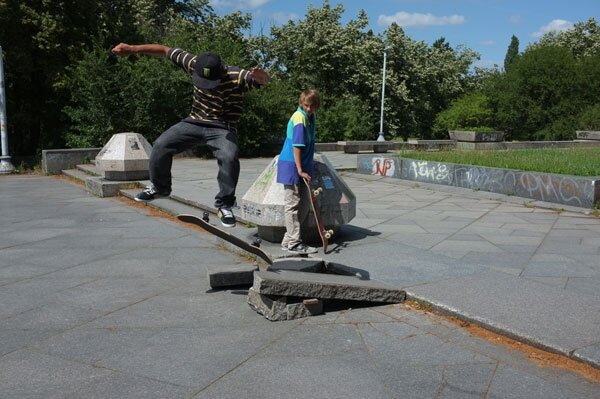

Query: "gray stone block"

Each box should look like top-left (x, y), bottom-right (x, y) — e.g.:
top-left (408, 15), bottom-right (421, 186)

top-left (253, 270), bottom-right (405, 303)
top-left (85, 176), bottom-right (123, 198)
top-left (207, 264), bottom-right (258, 288)
top-left (268, 258), bottom-right (325, 273)
top-left (247, 287), bottom-right (323, 321)
top-left (42, 148), bottom-right (101, 174)
top-left (576, 130), bottom-right (600, 140)
top-left (449, 130), bottom-right (504, 142)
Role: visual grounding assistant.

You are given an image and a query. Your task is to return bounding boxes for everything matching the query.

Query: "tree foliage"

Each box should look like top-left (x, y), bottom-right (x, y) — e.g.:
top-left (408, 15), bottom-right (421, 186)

top-left (7, 1), bottom-right (597, 159)
top-left (484, 46), bottom-right (600, 140)
top-left (533, 17), bottom-right (600, 58)
top-left (504, 35), bottom-right (519, 71)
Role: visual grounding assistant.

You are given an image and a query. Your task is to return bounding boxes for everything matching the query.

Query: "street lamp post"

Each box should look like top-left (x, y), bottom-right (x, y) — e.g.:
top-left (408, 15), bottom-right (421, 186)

top-left (0, 45), bottom-right (15, 174)
top-left (377, 46), bottom-right (391, 142)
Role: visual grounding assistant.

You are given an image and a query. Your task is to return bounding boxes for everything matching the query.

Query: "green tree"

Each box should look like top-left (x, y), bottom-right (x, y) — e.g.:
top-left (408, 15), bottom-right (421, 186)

top-left (504, 35), bottom-right (519, 71)
top-left (534, 17), bottom-right (600, 58)
top-left (485, 46), bottom-right (597, 140)
top-left (0, 0), bottom-right (214, 156)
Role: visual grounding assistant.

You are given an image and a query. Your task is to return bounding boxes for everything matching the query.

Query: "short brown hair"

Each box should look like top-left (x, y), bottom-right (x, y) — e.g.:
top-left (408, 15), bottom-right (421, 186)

top-left (299, 89), bottom-right (320, 108)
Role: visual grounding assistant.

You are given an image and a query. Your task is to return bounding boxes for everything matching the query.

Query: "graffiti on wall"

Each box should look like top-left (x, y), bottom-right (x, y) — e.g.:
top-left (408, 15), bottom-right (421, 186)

top-left (371, 157), bottom-right (395, 177)
top-left (408, 160), bottom-right (451, 183)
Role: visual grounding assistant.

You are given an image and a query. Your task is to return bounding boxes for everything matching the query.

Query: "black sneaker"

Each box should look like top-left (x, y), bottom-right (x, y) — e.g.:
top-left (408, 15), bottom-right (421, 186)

top-left (288, 243), bottom-right (318, 254)
top-left (217, 207), bottom-right (236, 228)
top-left (134, 186), bottom-right (170, 202)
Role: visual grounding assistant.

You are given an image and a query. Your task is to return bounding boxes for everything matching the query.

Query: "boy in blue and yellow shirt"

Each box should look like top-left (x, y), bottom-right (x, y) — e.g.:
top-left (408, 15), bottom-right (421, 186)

top-left (277, 89), bottom-right (320, 254)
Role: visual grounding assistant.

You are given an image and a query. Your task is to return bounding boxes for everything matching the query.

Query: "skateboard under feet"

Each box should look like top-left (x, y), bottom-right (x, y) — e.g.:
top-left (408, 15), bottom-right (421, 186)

top-left (177, 212), bottom-right (273, 265)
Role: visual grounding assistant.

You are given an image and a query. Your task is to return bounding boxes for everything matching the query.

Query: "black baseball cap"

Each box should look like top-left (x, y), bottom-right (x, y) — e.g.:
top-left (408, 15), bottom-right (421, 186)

top-left (192, 52), bottom-right (227, 89)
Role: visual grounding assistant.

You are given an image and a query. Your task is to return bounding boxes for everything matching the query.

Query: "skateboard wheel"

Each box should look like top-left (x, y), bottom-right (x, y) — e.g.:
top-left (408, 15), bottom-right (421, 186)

top-left (202, 211), bottom-right (209, 222)
top-left (325, 230), bottom-right (333, 239)
top-left (252, 238), bottom-right (262, 248)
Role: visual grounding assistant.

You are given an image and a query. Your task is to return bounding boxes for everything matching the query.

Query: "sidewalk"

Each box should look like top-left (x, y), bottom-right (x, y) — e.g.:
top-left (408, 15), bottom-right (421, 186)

top-left (163, 152), bottom-right (600, 368)
top-left (1, 152), bottom-right (599, 398)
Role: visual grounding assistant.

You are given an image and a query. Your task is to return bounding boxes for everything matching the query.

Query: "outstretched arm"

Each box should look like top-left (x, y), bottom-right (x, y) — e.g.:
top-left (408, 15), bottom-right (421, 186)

top-left (112, 43), bottom-right (169, 57)
top-left (250, 67), bottom-right (271, 86)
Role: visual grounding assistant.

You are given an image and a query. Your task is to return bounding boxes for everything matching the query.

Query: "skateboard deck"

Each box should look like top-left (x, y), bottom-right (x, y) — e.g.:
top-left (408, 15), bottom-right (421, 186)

top-left (302, 178), bottom-right (333, 254)
top-left (177, 212), bottom-right (273, 265)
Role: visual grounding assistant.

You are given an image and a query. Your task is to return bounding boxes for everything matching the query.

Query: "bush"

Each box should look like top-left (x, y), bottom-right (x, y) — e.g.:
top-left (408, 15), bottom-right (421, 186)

top-left (317, 95), bottom-right (376, 142)
top-left (238, 80), bottom-right (297, 157)
top-left (432, 92), bottom-right (495, 138)
top-left (577, 103), bottom-right (600, 130)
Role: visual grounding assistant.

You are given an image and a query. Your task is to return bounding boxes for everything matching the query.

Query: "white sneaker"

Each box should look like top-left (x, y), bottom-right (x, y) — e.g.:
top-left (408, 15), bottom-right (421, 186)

top-left (288, 243), bottom-right (318, 254)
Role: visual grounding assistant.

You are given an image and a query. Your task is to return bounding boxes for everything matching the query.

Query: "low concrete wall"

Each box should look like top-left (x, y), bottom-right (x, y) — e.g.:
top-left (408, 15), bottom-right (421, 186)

top-left (357, 154), bottom-right (600, 209)
top-left (42, 148), bottom-right (101, 174)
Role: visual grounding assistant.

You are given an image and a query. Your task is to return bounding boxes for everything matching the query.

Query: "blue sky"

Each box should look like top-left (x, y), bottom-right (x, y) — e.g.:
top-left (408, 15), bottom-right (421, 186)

top-left (209, 0), bottom-right (598, 69)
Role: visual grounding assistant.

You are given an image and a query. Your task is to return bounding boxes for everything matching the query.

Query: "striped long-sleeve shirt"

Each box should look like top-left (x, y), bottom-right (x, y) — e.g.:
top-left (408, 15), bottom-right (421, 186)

top-left (168, 48), bottom-right (261, 131)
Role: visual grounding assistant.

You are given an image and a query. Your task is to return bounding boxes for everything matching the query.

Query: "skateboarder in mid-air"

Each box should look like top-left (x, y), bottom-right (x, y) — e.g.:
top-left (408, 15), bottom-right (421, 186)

top-left (111, 43), bottom-right (271, 227)
top-left (276, 89), bottom-right (320, 254)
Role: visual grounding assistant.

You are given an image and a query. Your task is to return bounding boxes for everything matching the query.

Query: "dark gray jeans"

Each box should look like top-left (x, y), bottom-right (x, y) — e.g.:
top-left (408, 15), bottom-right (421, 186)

top-left (149, 121), bottom-right (240, 208)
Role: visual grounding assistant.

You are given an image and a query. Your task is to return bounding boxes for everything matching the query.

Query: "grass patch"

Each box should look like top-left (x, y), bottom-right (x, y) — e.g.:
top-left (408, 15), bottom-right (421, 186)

top-left (398, 147), bottom-right (600, 176)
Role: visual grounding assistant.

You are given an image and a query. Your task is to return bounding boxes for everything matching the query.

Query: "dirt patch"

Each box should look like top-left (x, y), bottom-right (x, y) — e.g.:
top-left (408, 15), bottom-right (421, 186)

top-left (404, 300), bottom-right (600, 383)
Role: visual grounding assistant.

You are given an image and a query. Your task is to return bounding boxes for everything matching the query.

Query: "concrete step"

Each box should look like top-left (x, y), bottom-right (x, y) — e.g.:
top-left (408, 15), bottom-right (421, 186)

top-left (76, 163), bottom-right (101, 176)
top-left (62, 168), bottom-right (89, 184)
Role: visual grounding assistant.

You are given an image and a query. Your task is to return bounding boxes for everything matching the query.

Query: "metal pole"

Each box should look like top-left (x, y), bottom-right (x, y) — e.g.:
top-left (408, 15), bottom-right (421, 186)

top-left (377, 47), bottom-right (388, 142)
top-left (0, 45), bottom-right (15, 174)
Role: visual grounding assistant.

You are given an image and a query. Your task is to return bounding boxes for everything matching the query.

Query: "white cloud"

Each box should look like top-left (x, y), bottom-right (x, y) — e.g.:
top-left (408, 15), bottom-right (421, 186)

top-left (509, 15), bottom-right (521, 25)
top-left (377, 11), bottom-right (465, 27)
top-left (210, 0), bottom-right (270, 9)
top-left (532, 19), bottom-right (573, 37)
top-left (480, 40), bottom-right (495, 46)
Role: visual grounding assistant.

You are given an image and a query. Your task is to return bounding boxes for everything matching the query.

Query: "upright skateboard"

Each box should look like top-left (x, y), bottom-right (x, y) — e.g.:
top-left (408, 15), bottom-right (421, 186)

top-left (302, 177), bottom-right (333, 253)
top-left (177, 212), bottom-right (273, 265)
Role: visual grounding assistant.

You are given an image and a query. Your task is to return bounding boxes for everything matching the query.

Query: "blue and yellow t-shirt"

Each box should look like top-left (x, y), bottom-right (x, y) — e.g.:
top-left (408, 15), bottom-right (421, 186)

top-left (276, 107), bottom-right (316, 185)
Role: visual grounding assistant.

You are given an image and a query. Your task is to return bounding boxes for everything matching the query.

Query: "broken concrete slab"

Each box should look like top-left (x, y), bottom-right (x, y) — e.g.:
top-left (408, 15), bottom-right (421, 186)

top-left (268, 258), bottom-right (325, 273)
top-left (207, 264), bottom-right (258, 289)
top-left (253, 270), bottom-right (405, 303)
top-left (247, 287), bottom-right (323, 321)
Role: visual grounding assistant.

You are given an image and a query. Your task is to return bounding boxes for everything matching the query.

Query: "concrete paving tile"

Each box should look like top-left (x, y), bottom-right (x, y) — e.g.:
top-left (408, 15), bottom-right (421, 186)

top-left (51, 277), bottom-right (179, 313)
top-left (500, 223), bottom-right (554, 232)
top-left (565, 277), bottom-right (600, 297)
top-left (0, 277), bottom-right (96, 319)
top-left (430, 240), bottom-right (503, 253)
top-left (255, 323), bottom-right (365, 358)
top-left (521, 262), bottom-right (597, 278)
top-left (488, 363), bottom-right (596, 399)
top-left (523, 276), bottom-right (568, 288)
top-left (385, 233), bottom-right (451, 249)
top-left (406, 272), bottom-right (600, 356)
top-left (86, 288), bottom-right (270, 329)
top-left (0, 349), bottom-right (117, 398)
top-left (192, 353), bottom-right (392, 399)
top-left (360, 323), bottom-right (493, 367)
top-left (496, 244), bottom-right (539, 255)
top-left (376, 364), bottom-right (445, 399)
top-left (110, 325), bottom-right (292, 387)
top-left (480, 234), bottom-right (544, 246)
top-left (70, 371), bottom-right (194, 399)
top-left (439, 362), bottom-right (497, 399)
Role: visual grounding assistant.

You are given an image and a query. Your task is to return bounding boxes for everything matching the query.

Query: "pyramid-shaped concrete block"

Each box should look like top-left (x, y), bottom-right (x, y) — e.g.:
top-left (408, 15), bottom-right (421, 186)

top-left (95, 132), bottom-right (152, 181)
top-left (240, 154), bottom-right (356, 242)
